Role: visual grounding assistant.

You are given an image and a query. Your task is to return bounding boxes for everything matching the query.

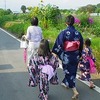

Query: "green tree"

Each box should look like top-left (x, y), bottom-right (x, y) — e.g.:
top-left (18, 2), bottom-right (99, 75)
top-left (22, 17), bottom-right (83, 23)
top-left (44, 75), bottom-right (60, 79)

top-left (6, 9), bottom-right (12, 14)
top-left (95, 8), bottom-right (100, 15)
top-left (96, 3), bottom-right (100, 14)
top-left (21, 5), bottom-right (26, 13)
top-left (29, 6), bottom-right (39, 18)
top-left (86, 4), bottom-right (96, 13)
top-left (78, 6), bottom-right (87, 13)
top-left (0, 8), bottom-right (12, 15)
top-left (39, 4), bottom-right (61, 28)
top-left (97, 3), bottom-right (100, 8)
top-left (27, 6), bottom-right (33, 12)
top-left (78, 5), bottom-right (96, 13)
top-left (29, 4), bottom-right (61, 28)
top-left (0, 9), bottom-right (5, 16)
top-left (78, 12), bottom-right (89, 27)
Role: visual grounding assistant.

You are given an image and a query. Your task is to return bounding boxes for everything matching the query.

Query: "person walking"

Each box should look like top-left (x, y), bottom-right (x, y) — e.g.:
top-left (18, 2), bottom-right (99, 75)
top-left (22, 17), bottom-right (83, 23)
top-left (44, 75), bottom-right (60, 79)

top-left (28, 39), bottom-right (59, 100)
top-left (23, 16), bottom-right (43, 66)
top-left (52, 15), bottom-right (83, 99)
top-left (78, 38), bottom-right (96, 88)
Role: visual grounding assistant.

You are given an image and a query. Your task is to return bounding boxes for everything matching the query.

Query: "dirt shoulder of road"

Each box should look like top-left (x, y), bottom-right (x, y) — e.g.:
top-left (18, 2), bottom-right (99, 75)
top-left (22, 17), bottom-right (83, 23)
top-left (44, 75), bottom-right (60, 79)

top-left (91, 73), bottom-right (100, 79)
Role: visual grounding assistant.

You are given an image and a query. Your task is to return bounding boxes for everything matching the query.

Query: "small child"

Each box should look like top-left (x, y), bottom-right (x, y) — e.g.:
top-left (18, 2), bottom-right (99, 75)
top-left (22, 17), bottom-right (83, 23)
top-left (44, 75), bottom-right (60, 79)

top-left (21, 35), bottom-right (28, 64)
top-left (78, 38), bottom-right (97, 88)
top-left (28, 39), bottom-right (59, 100)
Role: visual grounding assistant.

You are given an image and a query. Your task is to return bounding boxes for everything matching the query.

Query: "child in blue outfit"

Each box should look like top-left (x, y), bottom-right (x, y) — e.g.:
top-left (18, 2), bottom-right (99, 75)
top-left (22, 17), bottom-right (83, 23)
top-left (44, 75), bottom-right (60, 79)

top-left (78, 38), bottom-right (96, 88)
top-left (28, 39), bottom-right (59, 100)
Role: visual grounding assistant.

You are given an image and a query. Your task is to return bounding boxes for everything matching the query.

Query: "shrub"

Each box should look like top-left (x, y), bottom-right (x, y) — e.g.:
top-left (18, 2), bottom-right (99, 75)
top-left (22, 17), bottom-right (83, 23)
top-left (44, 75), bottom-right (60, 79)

top-left (92, 38), bottom-right (100, 71)
top-left (78, 12), bottom-right (89, 27)
top-left (7, 23), bottom-right (25, 38)
top-left (0, 15), bottom-right (15, 27)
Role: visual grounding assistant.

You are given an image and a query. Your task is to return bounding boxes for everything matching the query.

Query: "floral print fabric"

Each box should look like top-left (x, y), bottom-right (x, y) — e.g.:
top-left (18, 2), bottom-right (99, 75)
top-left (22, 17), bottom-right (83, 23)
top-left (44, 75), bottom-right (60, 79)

top-left (78, 47), bottom-right (97, 81)
top-left (28, 53), bottom-right (59, 100)
top-left (52, 26), bottom-right (83, 88)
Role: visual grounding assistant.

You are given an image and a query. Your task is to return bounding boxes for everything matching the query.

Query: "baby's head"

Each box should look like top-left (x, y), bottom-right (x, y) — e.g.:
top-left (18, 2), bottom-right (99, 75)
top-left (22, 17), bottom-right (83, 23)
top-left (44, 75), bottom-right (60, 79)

top-left (82, 51), bottom-right (87, 60)
top-left (85, 38), bottom-right (91, 47)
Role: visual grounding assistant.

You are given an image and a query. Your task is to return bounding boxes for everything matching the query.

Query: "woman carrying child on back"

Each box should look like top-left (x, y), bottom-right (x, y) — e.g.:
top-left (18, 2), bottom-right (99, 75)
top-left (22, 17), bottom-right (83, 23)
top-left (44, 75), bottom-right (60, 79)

top-left (78, 38), bottom-right (97, 88)
top-left (28, 39), bottom-right (59, 100)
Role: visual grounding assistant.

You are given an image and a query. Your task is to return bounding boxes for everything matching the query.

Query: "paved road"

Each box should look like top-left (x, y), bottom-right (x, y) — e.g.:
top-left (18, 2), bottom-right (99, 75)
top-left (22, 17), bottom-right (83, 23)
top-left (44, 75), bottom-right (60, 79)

top-left (0, 28), bottom-right (100, 100)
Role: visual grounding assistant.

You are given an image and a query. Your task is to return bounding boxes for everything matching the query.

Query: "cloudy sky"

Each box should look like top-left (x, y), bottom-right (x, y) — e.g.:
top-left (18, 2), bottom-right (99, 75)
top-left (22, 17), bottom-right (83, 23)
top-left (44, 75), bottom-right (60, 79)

top-left (0, 0), bottom-right (100, 12)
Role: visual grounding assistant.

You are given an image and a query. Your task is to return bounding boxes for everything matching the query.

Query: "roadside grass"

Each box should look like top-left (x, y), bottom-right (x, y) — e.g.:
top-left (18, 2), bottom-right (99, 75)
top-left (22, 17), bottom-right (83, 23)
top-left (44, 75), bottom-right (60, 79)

top-left (92, 37), bottom-right (100, 72)
top-left (3, 21), bottom-right (23, 29)
top-left (43, 27), bottom-right (60, 48)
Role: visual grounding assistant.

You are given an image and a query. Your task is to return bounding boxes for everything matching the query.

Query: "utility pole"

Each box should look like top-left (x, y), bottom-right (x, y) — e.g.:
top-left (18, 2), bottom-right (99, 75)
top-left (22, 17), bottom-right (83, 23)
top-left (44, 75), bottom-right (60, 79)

top-left (4, 0), bottom-right (6, 10)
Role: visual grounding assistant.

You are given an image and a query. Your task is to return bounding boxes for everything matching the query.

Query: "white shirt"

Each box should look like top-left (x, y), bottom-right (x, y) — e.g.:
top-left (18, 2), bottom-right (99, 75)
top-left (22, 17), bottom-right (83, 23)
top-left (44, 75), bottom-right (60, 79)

top-left (26, 26), bottom-right (42, 42)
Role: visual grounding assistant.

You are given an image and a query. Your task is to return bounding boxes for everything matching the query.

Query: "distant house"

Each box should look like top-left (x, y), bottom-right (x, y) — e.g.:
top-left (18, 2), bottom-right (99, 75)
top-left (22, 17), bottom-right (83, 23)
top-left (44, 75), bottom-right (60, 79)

top-left (90, 13), bottom-right (100, 16)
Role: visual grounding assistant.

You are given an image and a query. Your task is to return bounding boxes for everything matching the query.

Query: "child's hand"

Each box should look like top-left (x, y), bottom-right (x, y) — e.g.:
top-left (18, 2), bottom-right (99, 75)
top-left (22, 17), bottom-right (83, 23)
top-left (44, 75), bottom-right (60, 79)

top-left (52, 53), bottom-right (58, 58)
top-left (22, 35), bottom-right (26, 38)
top-left (79, 64), bottom-right (84, 67)
top-left (21, 35), bottom-right (26, 41)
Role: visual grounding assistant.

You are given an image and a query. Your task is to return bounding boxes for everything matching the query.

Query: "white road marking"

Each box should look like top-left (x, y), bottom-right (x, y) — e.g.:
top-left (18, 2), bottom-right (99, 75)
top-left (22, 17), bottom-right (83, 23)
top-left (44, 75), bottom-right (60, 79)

top-left (1, 27), bottom-right (100, 94)
top-left (76, 74), bottom-right (100, 93)
top-left (0, 28), bottom-right (21, 42)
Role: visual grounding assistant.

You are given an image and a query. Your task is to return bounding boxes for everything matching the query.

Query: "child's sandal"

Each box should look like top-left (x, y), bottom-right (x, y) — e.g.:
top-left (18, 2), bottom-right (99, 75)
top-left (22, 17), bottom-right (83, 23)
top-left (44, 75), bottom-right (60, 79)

top-left (89, 85), bottom-right (95, 89)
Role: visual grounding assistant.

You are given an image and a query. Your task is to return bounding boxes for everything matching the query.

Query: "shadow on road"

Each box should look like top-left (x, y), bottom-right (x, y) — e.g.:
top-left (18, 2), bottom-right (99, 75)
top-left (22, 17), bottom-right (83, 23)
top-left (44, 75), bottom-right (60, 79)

top-left (0, 64), bottom-right (13, 70)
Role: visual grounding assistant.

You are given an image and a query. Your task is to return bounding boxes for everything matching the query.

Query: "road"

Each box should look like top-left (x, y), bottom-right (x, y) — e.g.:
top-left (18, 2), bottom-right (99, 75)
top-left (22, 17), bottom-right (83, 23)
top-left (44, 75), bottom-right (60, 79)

top-left (0, 28), bottom-right (100, 100)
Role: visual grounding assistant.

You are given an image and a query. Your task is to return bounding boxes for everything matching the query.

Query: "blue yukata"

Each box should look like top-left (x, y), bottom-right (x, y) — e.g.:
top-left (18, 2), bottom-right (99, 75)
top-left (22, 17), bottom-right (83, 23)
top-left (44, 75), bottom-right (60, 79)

top-left (78, 59), bottom-right (91, 81)
top-left (52, 26), bottom-right (83, 88)
top-left (78, 46), bottom-right (96, 81)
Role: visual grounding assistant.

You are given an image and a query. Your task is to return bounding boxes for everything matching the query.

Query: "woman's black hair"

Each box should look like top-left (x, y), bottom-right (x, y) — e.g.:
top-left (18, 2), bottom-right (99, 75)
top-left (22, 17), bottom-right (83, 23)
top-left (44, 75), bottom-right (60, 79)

top-left (38, 39), bottom-right (51, 58)
top-left (31, 17), bottom-right (38, 26)
top-left (85, 38), bottom-right (91, 47)
top-left (66, 15), bottom-right (75, 26)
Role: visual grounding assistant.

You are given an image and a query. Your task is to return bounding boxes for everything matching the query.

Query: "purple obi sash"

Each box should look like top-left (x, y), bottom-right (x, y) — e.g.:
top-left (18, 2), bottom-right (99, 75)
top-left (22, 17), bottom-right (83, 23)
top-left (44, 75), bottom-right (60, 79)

top-left (64, 41), bottom-right (80, 51)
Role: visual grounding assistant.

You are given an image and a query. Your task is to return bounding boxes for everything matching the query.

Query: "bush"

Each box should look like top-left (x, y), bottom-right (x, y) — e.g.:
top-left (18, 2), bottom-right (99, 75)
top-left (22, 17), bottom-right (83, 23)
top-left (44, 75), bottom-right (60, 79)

top-left (6, 23), bottom-right (25, 38)
top-left (0, 15), bottom-right (16, 27)
top-left (92, 38), bottom-right (100, 71)
top-left (91, 17), bottom-right (100, 36)
top-left (78, 12), bottom-right (89, 27)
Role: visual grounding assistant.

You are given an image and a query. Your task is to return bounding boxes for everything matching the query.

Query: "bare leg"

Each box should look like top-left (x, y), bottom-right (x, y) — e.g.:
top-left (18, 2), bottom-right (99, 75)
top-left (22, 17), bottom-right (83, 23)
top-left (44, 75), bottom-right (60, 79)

top-left (72, 87), bottom-right (79, 99)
